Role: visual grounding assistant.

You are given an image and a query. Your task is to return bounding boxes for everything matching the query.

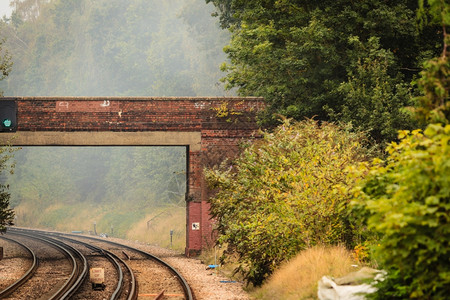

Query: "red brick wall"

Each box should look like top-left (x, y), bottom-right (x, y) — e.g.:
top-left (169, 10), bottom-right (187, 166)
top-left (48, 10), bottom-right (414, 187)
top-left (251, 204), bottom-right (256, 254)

top-left (6, 97), bottom-right (264, 256)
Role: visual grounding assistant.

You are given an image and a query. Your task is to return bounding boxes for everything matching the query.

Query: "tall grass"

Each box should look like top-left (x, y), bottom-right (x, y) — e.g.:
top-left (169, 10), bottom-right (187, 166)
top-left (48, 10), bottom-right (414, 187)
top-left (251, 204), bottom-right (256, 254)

top-left (251, 245), bottom-right (358, 300)
top-left (126, 205), bottom-right (186, 251)
top-left (12, 201), bottom-right (186, 252)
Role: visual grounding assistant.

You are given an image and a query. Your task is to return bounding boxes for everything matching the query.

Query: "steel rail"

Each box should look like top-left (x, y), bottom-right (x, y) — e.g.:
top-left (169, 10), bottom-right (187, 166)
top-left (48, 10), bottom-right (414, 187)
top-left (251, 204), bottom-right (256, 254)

top-left (49, 234), bottom-right (138, 300)
top-left (11, 227), bottom-right (193, 300)
top-left (7, 230), bottom-right (88, 300)
top-left (58, 232), bottom-right (192, 300)
top-left (0, 235), bottom-right (39, 298)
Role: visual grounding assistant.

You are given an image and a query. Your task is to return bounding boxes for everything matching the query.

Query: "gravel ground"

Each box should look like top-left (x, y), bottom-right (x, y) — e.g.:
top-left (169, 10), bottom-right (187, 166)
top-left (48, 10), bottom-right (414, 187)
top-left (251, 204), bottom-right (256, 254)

top-left (107, 237), bottom-right (251, 300)
top-left (1, 233), bottom-right (251, 300)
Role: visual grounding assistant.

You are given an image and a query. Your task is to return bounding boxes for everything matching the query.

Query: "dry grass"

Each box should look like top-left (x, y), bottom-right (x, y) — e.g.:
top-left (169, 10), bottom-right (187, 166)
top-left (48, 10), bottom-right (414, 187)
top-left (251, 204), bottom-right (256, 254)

top-left (14, 201), bottom-right (186, 252)
top-left (251, 245), bottom-right (358, 300)
top-left (126, 205), bottom-right (186, 251)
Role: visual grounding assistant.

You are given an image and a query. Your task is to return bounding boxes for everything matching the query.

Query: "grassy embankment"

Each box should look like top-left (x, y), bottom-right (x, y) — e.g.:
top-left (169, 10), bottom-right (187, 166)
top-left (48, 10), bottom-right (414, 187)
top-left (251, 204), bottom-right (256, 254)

top-left (12, 201), bottom-right (186, 251)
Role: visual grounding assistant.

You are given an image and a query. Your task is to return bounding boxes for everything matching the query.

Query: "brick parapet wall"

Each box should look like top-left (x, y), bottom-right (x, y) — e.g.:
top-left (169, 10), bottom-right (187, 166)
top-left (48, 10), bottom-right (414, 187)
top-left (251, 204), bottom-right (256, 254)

top-left (3, 97), bottom-right (264, 256)
top-left (8, 97), bottom-right (263, 133)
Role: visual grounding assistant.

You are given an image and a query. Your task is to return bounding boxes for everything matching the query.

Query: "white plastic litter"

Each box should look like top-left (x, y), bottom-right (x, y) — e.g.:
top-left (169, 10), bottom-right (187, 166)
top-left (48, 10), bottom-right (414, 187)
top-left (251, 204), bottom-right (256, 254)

top-left (317, 267), bottom-right (384, 300)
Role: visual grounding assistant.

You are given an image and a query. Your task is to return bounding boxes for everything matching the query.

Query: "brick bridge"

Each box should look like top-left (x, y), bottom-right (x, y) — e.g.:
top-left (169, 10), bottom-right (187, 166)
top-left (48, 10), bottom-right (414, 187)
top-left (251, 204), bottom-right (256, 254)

top-left (0, 97), bottom-right (264, 256)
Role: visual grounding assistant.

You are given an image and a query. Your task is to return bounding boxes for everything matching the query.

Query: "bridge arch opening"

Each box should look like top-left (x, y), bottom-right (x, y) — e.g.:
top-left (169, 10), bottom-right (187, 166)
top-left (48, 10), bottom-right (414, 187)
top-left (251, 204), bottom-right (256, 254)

top-left (7, 145), bottom-right (188, 251)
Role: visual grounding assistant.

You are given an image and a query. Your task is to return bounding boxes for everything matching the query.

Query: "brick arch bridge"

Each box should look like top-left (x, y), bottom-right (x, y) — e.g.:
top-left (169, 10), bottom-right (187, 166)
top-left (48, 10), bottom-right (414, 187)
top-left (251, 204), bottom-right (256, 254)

top-left (0, 97), bottom-right (264, 256)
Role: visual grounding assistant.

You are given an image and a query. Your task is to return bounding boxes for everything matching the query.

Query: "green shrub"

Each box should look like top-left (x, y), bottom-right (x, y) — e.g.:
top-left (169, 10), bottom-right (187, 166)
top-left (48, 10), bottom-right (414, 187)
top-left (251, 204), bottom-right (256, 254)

top-left (206, 119), bottom-right (372, 285)
top-left (352, 124), bottom-right (450, 299)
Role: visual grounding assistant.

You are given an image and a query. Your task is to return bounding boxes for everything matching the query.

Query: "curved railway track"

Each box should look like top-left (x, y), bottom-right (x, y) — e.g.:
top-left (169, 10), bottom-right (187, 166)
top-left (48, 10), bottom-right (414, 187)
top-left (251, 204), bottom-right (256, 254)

top-left (46, 233), bottom-right (137, 300)
top-left (0, 230), bottom-right (88, 299)
top-left (0, 236), bottom-right (38, 298)
top-left (3, 227), bottom-right (193, 300)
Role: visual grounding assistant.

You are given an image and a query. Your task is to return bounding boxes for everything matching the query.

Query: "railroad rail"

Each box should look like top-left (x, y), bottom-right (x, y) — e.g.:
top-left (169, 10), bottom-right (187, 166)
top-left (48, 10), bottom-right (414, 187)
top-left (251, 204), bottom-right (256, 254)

top-left (45, 233), bottom-right (137, 300)
top-left (0, 236), bottom-right (38, 298)
top-left (6, 227), bottom-right (193, 300)
top-left (2, 230), bottom-right (88, 299)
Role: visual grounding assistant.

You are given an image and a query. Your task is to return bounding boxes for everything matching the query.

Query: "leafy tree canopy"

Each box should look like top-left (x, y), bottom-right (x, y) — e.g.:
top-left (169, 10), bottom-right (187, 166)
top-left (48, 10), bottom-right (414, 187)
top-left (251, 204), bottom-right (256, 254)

top-left (208, 0), bottom-right (444, 144)
top-left (351, 124), bottom-right (450, 299)
top-left (350, 2), bottom-right (449, 297)
top-left (0, 32), bottom-right (14, 232)
top-left (0, 145), bottom-right (16, 233)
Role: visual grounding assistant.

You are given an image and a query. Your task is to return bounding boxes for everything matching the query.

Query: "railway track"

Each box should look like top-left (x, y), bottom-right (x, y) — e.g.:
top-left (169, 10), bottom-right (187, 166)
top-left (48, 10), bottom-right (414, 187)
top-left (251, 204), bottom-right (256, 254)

top-left (0, 230), bottom-right (88, 299)
top-left (2, 227), bottom-right (193, 300)
top-left (47, 233), bottom-right (137, 300)
top-left (0, 236), bottom-right (38, 298)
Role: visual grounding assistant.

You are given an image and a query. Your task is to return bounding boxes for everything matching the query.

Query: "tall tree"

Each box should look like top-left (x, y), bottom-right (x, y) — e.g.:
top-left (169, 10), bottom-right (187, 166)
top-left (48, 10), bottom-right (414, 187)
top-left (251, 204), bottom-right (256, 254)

top-left (0, 145), bottom-right (15, 233)
top-left (0, 29), bottom-right (15, 232)
top-left (208, 0), bottom-right (443, 143)
top-left (0, 36), bottom-right (12, 96)
top-left (414, 0), bottom-right (450, 124)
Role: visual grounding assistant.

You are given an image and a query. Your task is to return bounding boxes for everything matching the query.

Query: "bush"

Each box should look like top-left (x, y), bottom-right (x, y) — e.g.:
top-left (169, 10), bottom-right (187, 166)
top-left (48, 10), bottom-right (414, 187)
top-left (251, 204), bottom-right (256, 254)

top-left (206, 119), bottom-right (372, 285)
top-left (351, 124), bottom-right (450, 299)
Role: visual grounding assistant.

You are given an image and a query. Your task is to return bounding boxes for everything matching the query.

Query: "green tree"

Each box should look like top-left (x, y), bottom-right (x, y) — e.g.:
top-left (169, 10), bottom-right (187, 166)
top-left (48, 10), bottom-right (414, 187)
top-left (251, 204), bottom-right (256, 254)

top-left (325, 37), bottom-right (416, 143)
top-left (414, 0), bottom-right (450, 124)
top-left (350, 2), bottom-right (449, 297)
top-left (0, 37), bottom-right (12, 96)
top-left (0, 33), bottom-right (14, 232)
top-left (352, 125), bottom-right (450, 299)
top-left (209, 0), bottom-right (443, 143)
top-left (206, 119), bottom-right (372, 285)
top-left (0, 145), bottom-right (16, 233)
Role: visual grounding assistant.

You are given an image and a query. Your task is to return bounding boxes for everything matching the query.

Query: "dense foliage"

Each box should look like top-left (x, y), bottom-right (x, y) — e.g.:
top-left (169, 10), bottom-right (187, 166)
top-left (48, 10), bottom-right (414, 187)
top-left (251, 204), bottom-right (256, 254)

top-left (413, 0), bottom-right (450, 125)
top-left (205, 119), bottom-right (372, 285)
top-left (0, 29), bottom-right (14, 232)
top-left (0, 0), bottom-right (228, 96)
top-left (0, 145), bottom-right (16, 233)
top-left (352, 124), bottom-right (450, 299)
top-left (207, 0), bottom-right (443, 143)
top-left (350, 3), bottom-right (450, 297)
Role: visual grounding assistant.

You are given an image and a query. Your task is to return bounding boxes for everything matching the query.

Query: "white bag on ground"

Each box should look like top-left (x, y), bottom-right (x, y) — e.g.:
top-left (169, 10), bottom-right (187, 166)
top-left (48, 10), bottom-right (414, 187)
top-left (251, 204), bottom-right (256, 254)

top-left (318, 267), bottom-right (384, 300)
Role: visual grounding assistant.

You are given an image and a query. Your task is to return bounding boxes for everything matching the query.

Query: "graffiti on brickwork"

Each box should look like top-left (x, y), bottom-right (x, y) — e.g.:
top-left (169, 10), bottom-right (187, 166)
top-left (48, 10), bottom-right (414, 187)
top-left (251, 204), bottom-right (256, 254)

top-left (58, 101), bottom-right (69, 108)
top-left (100, 100), bottom-right (110, 107)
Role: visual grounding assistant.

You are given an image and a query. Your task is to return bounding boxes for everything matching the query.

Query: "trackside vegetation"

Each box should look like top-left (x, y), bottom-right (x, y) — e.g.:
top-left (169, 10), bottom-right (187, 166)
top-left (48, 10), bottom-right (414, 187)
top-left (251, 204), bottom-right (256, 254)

top-left (0, 144), bottom-right (16, 233)
top-left (349, 2), bottom-right (450, 297)
top-left (0, 36), bottom-right (14, 233)
top-left (351, 124), bottom-right (450, 299)
top-left (206, 0), bottom-right (449, 297)
top-left (205, 119), bottom-right (374, 285)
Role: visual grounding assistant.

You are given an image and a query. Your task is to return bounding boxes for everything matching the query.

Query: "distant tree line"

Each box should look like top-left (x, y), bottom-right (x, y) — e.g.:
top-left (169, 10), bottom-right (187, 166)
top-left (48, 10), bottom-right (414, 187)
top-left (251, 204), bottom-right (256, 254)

top-left (0, 0), bottom-right (229, 97)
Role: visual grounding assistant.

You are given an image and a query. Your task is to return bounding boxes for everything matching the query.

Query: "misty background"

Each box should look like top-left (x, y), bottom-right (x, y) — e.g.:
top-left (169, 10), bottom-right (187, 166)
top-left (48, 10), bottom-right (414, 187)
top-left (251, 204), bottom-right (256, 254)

top-left (0, 0), bottom-right (229, 250)
top-left (0, 0), bottom-right (230, 96)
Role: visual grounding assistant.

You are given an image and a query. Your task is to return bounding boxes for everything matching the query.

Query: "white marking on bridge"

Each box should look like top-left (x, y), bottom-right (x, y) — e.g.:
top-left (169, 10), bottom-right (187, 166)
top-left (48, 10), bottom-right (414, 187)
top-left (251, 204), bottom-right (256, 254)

top-left (100, 100), bottom-right (110, 107)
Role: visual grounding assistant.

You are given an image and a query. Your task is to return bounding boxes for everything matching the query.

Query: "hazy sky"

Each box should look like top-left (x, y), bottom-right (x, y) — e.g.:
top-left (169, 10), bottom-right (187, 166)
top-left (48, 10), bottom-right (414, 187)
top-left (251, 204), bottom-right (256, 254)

top-left (0, 0), bottom-right (12, 18)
